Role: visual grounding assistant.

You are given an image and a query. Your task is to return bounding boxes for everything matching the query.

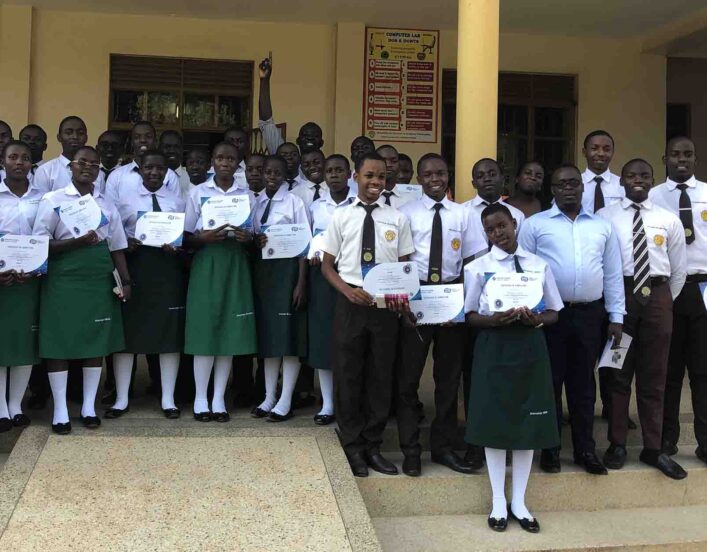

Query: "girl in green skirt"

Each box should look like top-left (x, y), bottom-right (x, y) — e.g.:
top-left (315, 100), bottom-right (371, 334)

top-left (0, 141), bottom-right (44, 431)
top-left (251, 155), bottom-right (309, 423)
top-left (106, 150), bottom-right (186, 419)
top-left (33, 146), bottom-right (131, 435)
top-left (463, 203), bottom-right (563, 533)
top-left (183, 142), bottom-right (257, 422)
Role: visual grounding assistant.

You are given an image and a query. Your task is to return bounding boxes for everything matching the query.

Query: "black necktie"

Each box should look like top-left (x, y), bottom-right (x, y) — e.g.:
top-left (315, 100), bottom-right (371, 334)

top-left (313, 184), bottom-right (321, 202)
top-left (428, 203), bottom-right (443, 283)
top-left (631, 203), bottom-right (651, 305)
top-left (360, 203), bottom-right (378, 268)
top-left (151, 193), bottom-right (161, 212)
top-left (593, 176), bottom-right (605, 212)
top-left (513, 254), bottom-right (524, 273)
top-left (382, 191), bottom-right (393, 206)
top-left (260, 198), bottom-right (272, 224)
top-left (677, 184), bottom-right (695, 244)
top-left (31, 164), bottom-right (38, 175)
top-left (287, 179), bottom-right (296, 191)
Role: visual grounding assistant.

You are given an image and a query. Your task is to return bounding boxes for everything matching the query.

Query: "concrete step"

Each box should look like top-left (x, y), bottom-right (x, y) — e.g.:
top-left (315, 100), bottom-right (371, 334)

top-left (372, 505), bottom-right (707, 551)
top-left (380, 414), bottom-right (697, 453)
top-left (357, 449), bottom-right (707, 518)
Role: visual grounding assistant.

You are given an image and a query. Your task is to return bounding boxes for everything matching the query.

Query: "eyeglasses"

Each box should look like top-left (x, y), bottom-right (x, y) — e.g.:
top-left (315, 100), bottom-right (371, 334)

top-left (71, 160), bottom-right (100, 169)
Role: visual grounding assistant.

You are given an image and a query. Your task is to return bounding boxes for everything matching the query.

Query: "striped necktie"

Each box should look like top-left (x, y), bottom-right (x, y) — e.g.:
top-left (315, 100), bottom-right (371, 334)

top-left (631, 203), bottom-right (651, 305)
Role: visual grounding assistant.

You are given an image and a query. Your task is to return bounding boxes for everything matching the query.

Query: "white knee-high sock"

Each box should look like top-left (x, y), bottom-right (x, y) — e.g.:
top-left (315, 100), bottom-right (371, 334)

top-left (211, 355), bottom-right (232, 413)
top-left (48, 370), bottom-right (69, 424)
top-left (511, 449), bottom-right (534, 520)
top-left (272, 356), bottom-right (300, 416)
top-left (257, 357), bottom-right (280, 412)
top-left (8, 365), bottom-right (32, 417)
top-left (159, 352), bottom-right (180, 410)
top-left (193, 355), bottom-right (214, 414)
top-left (112, 353), bottom-right (134, 410)
top-left (0, 367), bottom-right (8, 419)
top-left (317, 369), bottom-right (334, 416)
top-left (81, 366), bottom-right (102, 417)
top-left (485, 447), bottom-right (508, 519)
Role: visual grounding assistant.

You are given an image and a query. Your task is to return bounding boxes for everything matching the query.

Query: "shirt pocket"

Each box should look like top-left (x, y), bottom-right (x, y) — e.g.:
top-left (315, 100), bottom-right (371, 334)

top-left (645, 225), bottom-right (668, 250)
top-left (375, 220), bottom-right (400, 259)
top-left (694, 201), bottom-right (707, 226)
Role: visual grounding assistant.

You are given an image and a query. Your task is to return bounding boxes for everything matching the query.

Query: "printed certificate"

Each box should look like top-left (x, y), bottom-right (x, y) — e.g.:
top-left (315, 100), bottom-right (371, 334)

top-left (135, 211), bottom-right (185, 247)
top-left (0, 234), bottom-right (49, 274)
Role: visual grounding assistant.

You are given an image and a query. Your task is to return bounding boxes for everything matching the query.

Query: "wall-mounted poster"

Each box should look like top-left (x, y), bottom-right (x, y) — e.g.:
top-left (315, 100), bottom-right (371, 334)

top-left (363, 27), bottom-right (439, 144)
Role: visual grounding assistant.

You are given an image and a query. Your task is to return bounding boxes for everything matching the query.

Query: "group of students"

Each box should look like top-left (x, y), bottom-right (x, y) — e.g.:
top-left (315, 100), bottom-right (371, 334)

top-left (1, 60), bottom-right (705, 533)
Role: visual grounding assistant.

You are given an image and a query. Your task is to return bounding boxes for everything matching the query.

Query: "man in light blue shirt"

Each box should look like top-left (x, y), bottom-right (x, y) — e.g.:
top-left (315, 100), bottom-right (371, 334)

top-left (519, 164), bottom-right (625, 476)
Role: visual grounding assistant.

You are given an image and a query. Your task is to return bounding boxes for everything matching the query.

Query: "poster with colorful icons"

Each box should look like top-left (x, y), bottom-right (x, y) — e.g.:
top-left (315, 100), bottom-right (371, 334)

top-left (363, 27), bottom-right (439, 144)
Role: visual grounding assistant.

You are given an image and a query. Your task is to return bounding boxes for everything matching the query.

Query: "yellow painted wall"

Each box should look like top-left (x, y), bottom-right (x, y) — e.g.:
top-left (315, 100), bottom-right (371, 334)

top-left (0, 5), bottom-right (34, 133)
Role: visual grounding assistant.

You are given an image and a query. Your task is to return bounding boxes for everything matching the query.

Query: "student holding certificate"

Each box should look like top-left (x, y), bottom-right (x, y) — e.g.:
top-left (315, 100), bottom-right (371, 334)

top-left (182, 142), bottom-right (257, 422)
top-left (106, 150), bottom-right (187, 420)
top-left (33, 146), bottom-right (130, 435)
top-left (0, 141), bottom-right (44, 431)
top-left (464, 203), bottom-right (562, 533)
top-left (251, 155), bottom-right (309, 422)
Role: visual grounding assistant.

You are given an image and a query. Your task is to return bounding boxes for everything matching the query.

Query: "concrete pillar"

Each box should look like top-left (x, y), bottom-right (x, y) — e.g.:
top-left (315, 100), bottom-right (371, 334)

top-left (454, 0), bottom-right (499, 201)
top-left (0, 5), bottom-right (33, 131)
top-left (333, 22), bottom-right (366, 156)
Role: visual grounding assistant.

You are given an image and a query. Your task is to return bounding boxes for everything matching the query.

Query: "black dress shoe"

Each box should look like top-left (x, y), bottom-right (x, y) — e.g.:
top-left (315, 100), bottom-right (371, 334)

top-left (696, 447), bottom-right (707, 465)
top-left (11, 414), bottom-right (31, 428)
top-left (463, 445), bottom-right (485, 470)
top-left (104, 407), bottom-right (129, 419)
top-left (628, 417), bottom-right (637, 430)
top-left (487, 515), bottom-right (507, 532)
top-left (509, 507), bottom-right (540, 533)
top-left (212, 411), bottom-right (230, 423)
top-left (365, 451), bottom-right (398, 475)
top-left (193, 411), bottom-right (211, 422)
top-left (603, 444), bottom-right (627, 470)
top-left (347, 452), bottom-right (369, 477)
top-left (0, 418), bottom-right (12, 433)
top-left (27, 394), bottom-right (47, 410)
top-left (162, 408), bottom-right (180, 419)
top-left (639, 450), bottom-right (687, 480)
top-left (80, 415), bottom-right (101, 429)
top-left (402, 455), bottom-right (421, 477)
top-left (267, 410), bottom-right (294, 423)
top-left (250, 407), bottom-right (269, 419)
top-left (431, 451), bottom-right (476, 474)
top-left (313, 414), bottom-right (335, 426)
top-left (574, 451), bottom-right (608, 475)
top-left (662, 440), bottom-right (678, 456)
top-left (540, 448), bottom-right (561, 473)
top-left (51, 421), bottom-right (72, 435)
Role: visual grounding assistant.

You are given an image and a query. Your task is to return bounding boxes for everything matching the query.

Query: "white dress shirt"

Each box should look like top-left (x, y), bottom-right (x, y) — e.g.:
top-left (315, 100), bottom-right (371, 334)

top-left (597, 198), bottom-right (687, 299)
top-left (173, 166), bottom-right (193, 199)
top-left (184, 177), bottom-right (256, 234)
top-left (379, 185), bottom-right (416, 210)
top-left (400, 194), bottom-right (476, 283)
top-left (0, 179), bottom-right (45, 235)
top-left (252, 184), bottom-right (309, 233)
top-left (463, 195), bottom-right (526, 259)
top-left (105, 161), bottom-right (181, 205)
top-left (649, 176), bottom-right (707, 276)
top-left (33, 182), bottom-right (127, 251)
top-left (463, 245), bottom-right (564, 316)
top-left (322, 197), bottom-right (415, 287)
top-left (33, 155), bottom-right (105, 195)
top-left (309, 188), bottom-right (357, 233)
top-left (581, 168), bottom-right (624, 214)
top-left (518, 204), bottom-right (625, 323)
top-left (292, 179), bottom-right (329, 209)
top-left (113, 180), bottom-right (186, 239)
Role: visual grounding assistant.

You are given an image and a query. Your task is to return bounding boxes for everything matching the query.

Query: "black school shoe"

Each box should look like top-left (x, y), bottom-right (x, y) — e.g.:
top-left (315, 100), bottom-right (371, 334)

top-left (540, 448), bottom-right (561, 473)
top-left (193, 411), bottom-right (212, 422)
top-left (313, 414), bottom-right (335, 426)
top-left (267, 411), bottom-right (294, 423)
top-left (80, 415), bottom-right (101, 429)
top-left (212, 412), bottom-right (230, 423)
top-left (487, 514), bottom-right (507, 532)
top-left (11, 414), bottom-right (31, 427)
top-left (162, 408), bottom-right (180, 419)
top-left (250, 407), bottom-right (269, 419)
top-left (0, 418), bottom-right (12, 433)
top-left (603, 444), bottom-right (627, 470)
top-left (573, 451), bottom-right (608, 475)
top-left (640, 450), bottom-right (687, 480)
top-left (51, 422), bottom-right (72, 435)
top-left (104, 407), bottom-right (129, 419)
top-left (509, 506), bottom-right (540, 533)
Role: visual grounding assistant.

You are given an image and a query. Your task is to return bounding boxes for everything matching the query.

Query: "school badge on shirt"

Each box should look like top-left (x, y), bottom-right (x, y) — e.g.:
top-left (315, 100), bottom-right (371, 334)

top-left (653, 234), bottom-right (665, 247)
top-left (385, 230), bottom-right (396, 241)
top-left (451, 238), bottom-right (461, 251)
top-left (701, 210), bottom-right (707, 222)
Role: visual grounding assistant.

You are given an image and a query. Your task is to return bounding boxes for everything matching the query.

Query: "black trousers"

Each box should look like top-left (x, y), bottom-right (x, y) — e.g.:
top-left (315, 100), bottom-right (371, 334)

top-left (544, 300), bottom-right (604, 454)
top-left (397, 323), bottom-right (465, 456)
top-left (662, 280), bottom-right (707, 450)
top-left (332, 293), bottom-right (399, 456)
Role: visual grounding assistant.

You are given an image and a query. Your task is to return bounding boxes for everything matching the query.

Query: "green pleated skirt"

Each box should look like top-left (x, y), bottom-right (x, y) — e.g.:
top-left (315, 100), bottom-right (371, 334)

top-left (121, 246), bottom-right (186, 354)
top-left (39, 242), bottom-right (125, 359)
top-left (465, 326), bottom-right (559, 450)
top-left (0, 278), bottom-right (40, 366)
top-left (184, 241), bottom-right (257, 356)
top-left (306, 265), bottom-right (336, 370)
top-left (253, 257), bottom-right (307, 358)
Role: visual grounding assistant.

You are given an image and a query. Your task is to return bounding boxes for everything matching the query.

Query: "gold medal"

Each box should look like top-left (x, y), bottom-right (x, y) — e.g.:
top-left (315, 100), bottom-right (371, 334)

top-left (685, 228), bottom-right (693, 238)
top-left (430, 273), bottom-right (440, 283)
top-left (363, 251), bottom-right (373, 262)
top-left (653, 234), bottom-right (665, 247)
top-left (385, 230), bottom-right (396, 241)
top-left (451, 238), bottom-right (461, 251)
top-left (641, 286), bottom-right (651, 297)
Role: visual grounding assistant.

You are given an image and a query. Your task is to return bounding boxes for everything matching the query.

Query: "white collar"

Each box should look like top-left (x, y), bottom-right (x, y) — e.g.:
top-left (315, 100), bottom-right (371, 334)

top-left (205, 176), bottom-right (242, 195)
top-left (470, 194), bottom-right (501, 207)
top-left (666, 176), bottom-right (696, 190)
top-left (422, 193), bottom-right (450, 210)
top-left (583, 167), bottom-right (613, 183)
top-left (490, 244), bottom-right (530, 261)
top-left (620, 197), bottom-right (654, 210)
top-left (64, 182), bottom-right (100, 198)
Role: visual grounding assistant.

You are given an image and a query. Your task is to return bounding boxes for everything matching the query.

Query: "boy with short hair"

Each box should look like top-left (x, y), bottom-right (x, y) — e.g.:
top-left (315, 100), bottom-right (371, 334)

top-left (398, 153), bottom-right (413, 184)
top-left (96, 131), bottom-right (125, 180)
top-left (19, 124), bottom-right (48, 170)
top-left (293, 149), bottom-right (328, 208)
top-left (581, 130), bottom-right (624, 214)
